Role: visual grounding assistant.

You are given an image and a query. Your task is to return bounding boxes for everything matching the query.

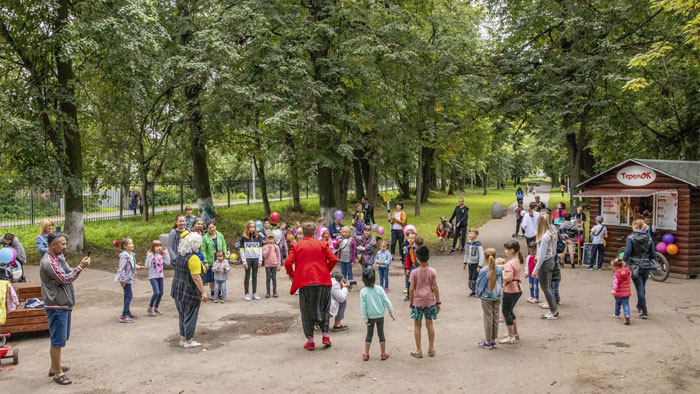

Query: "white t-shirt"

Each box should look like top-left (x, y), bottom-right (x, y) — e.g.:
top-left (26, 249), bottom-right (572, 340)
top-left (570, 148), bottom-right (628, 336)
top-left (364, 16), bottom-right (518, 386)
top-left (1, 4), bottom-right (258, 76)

top-left (591, 224), bottom-right (606, 244)
top-left (392, 212), bottom-right (402, 230)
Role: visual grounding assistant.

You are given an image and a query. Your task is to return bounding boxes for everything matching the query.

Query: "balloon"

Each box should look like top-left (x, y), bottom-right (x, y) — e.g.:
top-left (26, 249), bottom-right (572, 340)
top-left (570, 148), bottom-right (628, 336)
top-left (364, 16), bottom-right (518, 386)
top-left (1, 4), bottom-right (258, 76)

top-left (371, 224), bottom-right (378, 232)
top-left (666, 243), bottom-right (678, 255)
top-left (270, 211), bottom-right (280, 224)
top-left (113, 240), bottom-right (120, 248)
top-left (662, 233), bottom-right (675, 245)
top-left (403, 224), bottom-right (417, 236)
top-left (656, 242), bottom-right (667, 254)
top-left (229, 253), bottom-right (239, 261)
top-left (618, 252), bottom-right (625, 259)
top-left (334, 210), bottom-right (344, 221)
top-left (255, 220), bottom-right (264, 232)
top-left (0, 247), bottom-right (15, 264)
top-left (376, 226), bottom-right (385, 235)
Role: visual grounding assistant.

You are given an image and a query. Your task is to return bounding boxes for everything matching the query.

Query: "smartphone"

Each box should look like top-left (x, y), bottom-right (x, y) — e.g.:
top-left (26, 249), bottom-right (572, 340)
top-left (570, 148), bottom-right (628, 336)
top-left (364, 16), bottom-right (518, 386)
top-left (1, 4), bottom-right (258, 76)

top-left (349, 280), bottom-right (357, 286)
top-left (87, 251), bottom-right (92, 258)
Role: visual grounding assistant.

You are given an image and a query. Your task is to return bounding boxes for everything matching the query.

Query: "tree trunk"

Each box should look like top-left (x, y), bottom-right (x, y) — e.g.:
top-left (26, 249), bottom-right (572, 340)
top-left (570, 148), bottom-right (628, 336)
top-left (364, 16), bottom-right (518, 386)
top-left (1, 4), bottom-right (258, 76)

top-left (415, 142), bottom-right (423, 216)
top-left (56, 0), bottom-right (84, 252)
top-left (254, 155), bottom-right (271, 216)
top-left (283, 131), bottom-right (302, 211)
top-left (352, 158), bottom-right (365, 200)
top-left (419, 146), bottom-right (434, 203)
top-left (482, 170), bottom-right (489, 195)
top-left (430, 167), bottom-right (438, 191)
top-left (366, 162), bottom-right (379, 208)
top-left (566, 132), bottom-right (582, 209)
top-left (334, 163), bottom-right (350, 211)
top-left (396, 169), bottom-right (411, 200)
top-left (139, 169), bottom-right (149, 222)
top-left (448, 169), bottom-right (457, 195)
top-left (318, 164), bottom-right (336, 225)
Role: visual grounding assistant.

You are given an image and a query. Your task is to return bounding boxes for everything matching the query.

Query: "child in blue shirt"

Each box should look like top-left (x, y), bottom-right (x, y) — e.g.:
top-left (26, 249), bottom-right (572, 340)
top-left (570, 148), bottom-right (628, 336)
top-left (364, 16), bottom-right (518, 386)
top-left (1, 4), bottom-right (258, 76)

top-left (375, 240), bottom-right (392, 291)
top-left (360, 269), bottom-right (394, 361)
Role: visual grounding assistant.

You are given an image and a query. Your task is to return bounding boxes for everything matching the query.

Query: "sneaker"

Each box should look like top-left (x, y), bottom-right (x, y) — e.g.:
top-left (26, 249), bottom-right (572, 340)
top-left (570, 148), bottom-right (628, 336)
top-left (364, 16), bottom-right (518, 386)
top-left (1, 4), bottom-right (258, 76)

top-left (273, 293), bottom-right (278, 298)
top-left (624, 317), bottom-right (630, 325)
top-left (179, 341), bottom-right (185, 347)
top-left (587, 267), bottom-right (593, 271)
top-left (253, 294), bottom-right (261, 300)
top-left (322, 337), bottom-right (332, 347)
top-left (220, 300), bottom-right (226, 304)
top-left (404, 295), bottom-right (409, 302)
top-left (265, 293), bottom-right (271, 298)
top-left (526, 297), bottom-right (533, 303)
top-left (244, 294), bottom-right (251, 301)
top-left (147, 308), bottom-right (156, 317)
top-left (542, 312), bottom-right (559, 320)
top-left (613, 315), bottom-right (620, 319)
top-left (498, 336), bottom-right (516, 344)
top-left (477, 340), bottom-right (492, 349)
top-left (119, 316), bottom-right (134, 323)
top-left (403, 287), bottom-right (408, 294)
top-left (213, 299), bottom-right (219, 303)
top-left (540, 303), bottom-right (549, 309)
top-left (598, 268), bottom-right (602, 271)
top-left (384, 288), bottom-right (389, 292)
top-left (640, 314), bottom-right (648, 319)
top-left (184, 341), bottom-right (201, 348)
top-left (304, 342), bottom-right (315, 351)
top-left (154, 308), bottom-right (163, 315)
top-left (557, 301), bottom-right (561, 305)
top-left (128, 313), bottom-right (138, 319)
top-left (489, 341), bottom-right (497, 349)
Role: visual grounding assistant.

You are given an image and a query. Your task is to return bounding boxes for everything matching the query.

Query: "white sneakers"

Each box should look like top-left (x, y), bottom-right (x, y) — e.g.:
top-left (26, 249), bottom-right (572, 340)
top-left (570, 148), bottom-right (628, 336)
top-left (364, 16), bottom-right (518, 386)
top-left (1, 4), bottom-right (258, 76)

top-left (244, 294), bottom-right (251, 301)
top-left (183, 341), bottom-right (201, 348)
top-left (253, 294), bottom-right (261, 300)
top-left (244, 293), bottom-right (261, 301)
top-left (541, 312), bottom-right (559, 320)
top-left (498, 336), bottom-right (518, 344)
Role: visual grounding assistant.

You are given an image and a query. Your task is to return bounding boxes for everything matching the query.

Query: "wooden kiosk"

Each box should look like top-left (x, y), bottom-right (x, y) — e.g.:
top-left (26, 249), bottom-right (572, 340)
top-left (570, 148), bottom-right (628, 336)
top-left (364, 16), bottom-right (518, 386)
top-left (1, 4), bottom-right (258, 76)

top-left (576, 159), bottom-right (700, 279)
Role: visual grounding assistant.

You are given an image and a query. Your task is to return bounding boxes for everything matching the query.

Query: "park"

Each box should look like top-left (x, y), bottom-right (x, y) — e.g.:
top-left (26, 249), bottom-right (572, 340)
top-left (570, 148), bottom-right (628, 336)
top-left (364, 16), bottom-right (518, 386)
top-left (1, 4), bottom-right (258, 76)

top-left (1, 1), bottom-right (700, 393)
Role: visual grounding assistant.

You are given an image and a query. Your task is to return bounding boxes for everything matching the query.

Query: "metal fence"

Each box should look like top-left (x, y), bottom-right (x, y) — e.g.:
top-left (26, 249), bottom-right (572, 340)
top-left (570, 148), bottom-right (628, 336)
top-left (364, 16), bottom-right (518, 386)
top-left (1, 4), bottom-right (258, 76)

top-left (0, 177), bottom-right (400, 228)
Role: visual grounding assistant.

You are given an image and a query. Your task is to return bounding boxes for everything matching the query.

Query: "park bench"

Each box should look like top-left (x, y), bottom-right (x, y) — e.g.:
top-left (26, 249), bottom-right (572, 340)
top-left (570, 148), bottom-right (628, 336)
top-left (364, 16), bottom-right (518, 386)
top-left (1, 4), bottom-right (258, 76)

top-left (0, 282), bottom-right (49, 335)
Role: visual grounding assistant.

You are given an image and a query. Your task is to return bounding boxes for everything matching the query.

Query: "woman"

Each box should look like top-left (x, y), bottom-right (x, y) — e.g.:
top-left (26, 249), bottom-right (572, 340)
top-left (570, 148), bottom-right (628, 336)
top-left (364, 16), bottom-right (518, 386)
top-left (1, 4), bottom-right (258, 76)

top-left (36, 218), bottom-right (54, 260)
top-left (202, 221), bottom-right (227, 299)
top-left (389, 203), bottom-right (407, 260)
top-left (329, 217), bottom-right (344, 239)
top-left (499, 240), bottom-right (523, 344)
top-left (622, 219), bottom-right (655, 319)
top-left (168, 215), bottom-right (187, 264)
top-left (531, 213), bottom-right (558, 319)
top-left (574, 206), bottom-right (587, 244)
top-left (240, 220), bottom-right (265, 301)
top-left (171, 231), bottom-right (208, 348)
top-left (192, 218), bottom-right (204, 236)
top-left (520, 202), bottom-right (540, 246)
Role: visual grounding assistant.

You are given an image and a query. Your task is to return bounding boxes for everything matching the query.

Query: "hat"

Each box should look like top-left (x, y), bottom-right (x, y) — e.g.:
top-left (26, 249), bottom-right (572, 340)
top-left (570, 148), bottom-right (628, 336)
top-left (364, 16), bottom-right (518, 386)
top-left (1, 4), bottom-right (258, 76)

top-left (595, 216), bottom-right (604, 222)
top-left (180, 230), bottom-right (191, 239)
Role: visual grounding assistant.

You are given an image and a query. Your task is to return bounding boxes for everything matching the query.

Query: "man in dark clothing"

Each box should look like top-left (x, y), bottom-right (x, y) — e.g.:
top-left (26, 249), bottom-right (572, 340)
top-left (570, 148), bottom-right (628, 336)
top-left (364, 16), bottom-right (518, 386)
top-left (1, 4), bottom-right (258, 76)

top-left (449, 198), bottom-right (469, 253)
top-left (534, 195), bottom-right (546, 212)
top-left (361, 196), bottom-right (375, 226)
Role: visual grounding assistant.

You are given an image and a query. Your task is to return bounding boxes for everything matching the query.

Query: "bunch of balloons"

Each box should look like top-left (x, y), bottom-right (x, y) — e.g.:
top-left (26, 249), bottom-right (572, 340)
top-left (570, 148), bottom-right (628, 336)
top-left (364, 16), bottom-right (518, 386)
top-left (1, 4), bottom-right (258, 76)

top-left (0, 247), bottom-right (17, 264)
top-left (656, 233), bottom-right (679, 255)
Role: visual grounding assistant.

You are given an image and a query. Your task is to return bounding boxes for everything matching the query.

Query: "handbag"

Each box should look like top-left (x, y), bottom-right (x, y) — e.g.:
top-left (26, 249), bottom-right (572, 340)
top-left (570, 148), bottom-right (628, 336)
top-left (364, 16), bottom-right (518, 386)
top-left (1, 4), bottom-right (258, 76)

top-left (629, 264), bottom-right (640, 279)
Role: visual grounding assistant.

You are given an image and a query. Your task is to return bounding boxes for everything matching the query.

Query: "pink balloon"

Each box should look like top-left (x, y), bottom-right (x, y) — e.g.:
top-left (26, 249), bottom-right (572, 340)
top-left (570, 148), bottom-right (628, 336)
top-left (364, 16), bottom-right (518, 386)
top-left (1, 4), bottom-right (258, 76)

top-left (403, 224), bottom-right (417, 236)
top-left (656, 242), bottom-right (667, 254)
top-left (376, 226), bottom-right (385, 235)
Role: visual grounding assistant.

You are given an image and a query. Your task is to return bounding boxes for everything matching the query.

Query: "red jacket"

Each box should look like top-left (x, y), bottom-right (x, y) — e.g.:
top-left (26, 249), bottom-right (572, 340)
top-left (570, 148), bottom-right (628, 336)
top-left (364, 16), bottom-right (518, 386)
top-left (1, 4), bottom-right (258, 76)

top-left (284, 237), bottom-right (338, 294)
top-left (436, 225), bottom-right (446, 238)
top-left (405, 244), bottom-right (418, 271)
top-left (612, 267), bottom-right (632, 298)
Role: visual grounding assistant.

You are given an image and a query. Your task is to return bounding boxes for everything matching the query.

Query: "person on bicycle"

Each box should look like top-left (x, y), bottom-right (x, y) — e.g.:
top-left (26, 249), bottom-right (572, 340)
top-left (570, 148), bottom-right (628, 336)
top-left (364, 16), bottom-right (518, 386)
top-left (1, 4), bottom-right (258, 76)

top-left (622, 219), bottom-right (655, 320)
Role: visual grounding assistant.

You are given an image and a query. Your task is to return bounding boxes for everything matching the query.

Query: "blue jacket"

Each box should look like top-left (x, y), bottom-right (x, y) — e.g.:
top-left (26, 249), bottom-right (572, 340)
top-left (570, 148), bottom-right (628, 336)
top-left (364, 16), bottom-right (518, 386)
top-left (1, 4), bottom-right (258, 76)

top-left (329, 222), bottom-right (344, 239)
top-left (475, 265), bottom-right (503, 300)
top-left (36, 234), bottom-right (49, 260)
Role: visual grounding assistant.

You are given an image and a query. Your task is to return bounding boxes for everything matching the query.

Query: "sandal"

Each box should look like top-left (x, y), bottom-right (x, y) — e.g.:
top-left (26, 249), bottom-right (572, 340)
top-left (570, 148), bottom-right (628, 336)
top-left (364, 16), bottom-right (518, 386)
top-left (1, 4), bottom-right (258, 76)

top-left (428, 350), bottom-right (436, 357)
top-left (53, 375), bottom-right (72, 385)
top-left (48, 366), bottom-right (70, 377)
top-left (381, 353), bottom-right (390, 361)
top-left (362, 353), bottom-right (370, 361)
top-left (410, 351), bottom-right (423, 358)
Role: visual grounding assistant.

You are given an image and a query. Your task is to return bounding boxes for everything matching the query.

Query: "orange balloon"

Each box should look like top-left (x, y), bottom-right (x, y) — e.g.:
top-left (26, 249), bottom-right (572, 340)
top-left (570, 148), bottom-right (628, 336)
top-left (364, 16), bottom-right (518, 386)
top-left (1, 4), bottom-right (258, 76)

top-left (666, 243), bottom-right (679, 255)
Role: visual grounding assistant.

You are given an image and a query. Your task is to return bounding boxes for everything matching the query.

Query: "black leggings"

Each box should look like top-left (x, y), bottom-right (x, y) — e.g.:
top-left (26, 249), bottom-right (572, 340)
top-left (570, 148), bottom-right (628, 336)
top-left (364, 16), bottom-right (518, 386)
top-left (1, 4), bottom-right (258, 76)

top-left (365, 317), bottom-right (385, 343)
top-left (502, 291), bottom-right (522, 326)
top-left (390, 229), bottom-right (404, 258)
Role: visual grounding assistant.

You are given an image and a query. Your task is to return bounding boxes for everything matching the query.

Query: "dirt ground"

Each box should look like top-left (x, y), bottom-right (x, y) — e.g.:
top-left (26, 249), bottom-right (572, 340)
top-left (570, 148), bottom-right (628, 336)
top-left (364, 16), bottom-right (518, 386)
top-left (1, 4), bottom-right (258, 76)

top-left (3, 192), bottom-right (700, 393)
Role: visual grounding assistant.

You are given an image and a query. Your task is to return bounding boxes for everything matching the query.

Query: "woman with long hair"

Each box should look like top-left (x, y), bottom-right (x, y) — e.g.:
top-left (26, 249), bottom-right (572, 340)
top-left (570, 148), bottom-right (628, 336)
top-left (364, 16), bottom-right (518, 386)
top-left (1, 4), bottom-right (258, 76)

top-left (499, 240), bottom-right (524, 344)
top-left (240, 220), bottom-right (265, 301)
top-left (168, 215), bottom-right (187, 264)
top-left (36, 218), bottom-right (55, 260)
top-left (475, 248), bottom-right (503, 349)
top-left (532, 213), bottom-right (559, 319)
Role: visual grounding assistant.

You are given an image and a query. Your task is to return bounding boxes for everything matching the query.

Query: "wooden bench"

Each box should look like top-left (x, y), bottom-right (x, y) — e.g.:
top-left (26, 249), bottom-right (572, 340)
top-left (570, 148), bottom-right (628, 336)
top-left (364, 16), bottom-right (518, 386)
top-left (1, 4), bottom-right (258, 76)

top-left (1, 282), bottom-right (49, 334)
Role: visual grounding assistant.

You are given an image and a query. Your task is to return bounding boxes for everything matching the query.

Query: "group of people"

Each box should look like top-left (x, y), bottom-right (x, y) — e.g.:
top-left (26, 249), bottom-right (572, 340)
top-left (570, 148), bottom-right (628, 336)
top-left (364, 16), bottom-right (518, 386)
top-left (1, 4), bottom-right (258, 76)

top-left (31, 188), bottom-right (660, 385)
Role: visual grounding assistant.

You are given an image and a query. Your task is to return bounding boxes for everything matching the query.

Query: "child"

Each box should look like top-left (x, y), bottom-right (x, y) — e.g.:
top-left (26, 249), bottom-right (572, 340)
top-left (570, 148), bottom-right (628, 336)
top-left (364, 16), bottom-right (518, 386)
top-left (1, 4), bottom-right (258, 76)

top-left (500, 240), bottom-right (524, 344)
top-left (375, 240), bottom-right (392, 291)
top-left (212, 251), bottom-right (230, 303)
top-left (435, 217), bottom-right (451, 252)
top-left (262, 219), bottom-right (273, 237)
top-left (513, 201), bottom-right (526, 238)
top-left (360, 269), bottom-right (395, 361)
top-left (115, 237), bottom-right (142, 323)
top-left (184, 206), bottom-right (197, 229)
top-left (552, 202), bottom-right (566, 226)
top-left (526, 242), bottom-right (539, 303)
top-left (240, 220), bottom-right (265, 301)
top-left (262, 233), bottom-right (282, 298)
top-left (145, 240), bottom-right (170, 316)
top-left (356, 226), bottom-right (376, 270)
top-left (463, 229), bottom-right (484, 297)
top-left (403, 232), bottom-right (418, 301)
top-left (315, 217), bottom-right (326, 239)
top-left (475, 248), bottom-right (503, 349)
top-left (353, 202), bottom-right (365, 236)
top-left (409, 245), bottom-right (440, 358)
top-left (611, 258), bottom-right (632, 325)
top-left (336, 226), bottom-right (356, 282)
top-left (273, 221), bottom-right (289, 260)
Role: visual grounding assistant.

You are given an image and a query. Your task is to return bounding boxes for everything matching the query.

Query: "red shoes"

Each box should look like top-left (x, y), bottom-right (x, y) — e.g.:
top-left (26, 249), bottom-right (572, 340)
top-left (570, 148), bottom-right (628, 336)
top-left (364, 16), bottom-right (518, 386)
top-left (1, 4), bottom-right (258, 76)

top-left (322, 337), bottom-right (332, 347)
top-left (304, 342), bottom-right (315, 351)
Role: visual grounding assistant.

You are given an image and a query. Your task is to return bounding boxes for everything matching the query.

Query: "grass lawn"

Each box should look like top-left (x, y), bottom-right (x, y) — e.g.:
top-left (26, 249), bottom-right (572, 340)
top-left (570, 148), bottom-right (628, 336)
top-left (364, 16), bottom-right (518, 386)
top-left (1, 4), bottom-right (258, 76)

top-left (5, 186), bottom-right (519, 270)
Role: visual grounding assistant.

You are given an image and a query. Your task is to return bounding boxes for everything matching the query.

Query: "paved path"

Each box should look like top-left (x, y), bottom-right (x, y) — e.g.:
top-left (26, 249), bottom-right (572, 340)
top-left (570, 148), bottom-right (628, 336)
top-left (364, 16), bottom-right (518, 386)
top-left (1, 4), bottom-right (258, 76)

top-left (4, 187), bottom-right (699, 393)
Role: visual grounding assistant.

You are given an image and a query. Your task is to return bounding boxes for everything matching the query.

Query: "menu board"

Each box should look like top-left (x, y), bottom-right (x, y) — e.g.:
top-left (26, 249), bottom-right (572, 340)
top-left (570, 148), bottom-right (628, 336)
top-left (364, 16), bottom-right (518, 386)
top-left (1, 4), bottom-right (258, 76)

top-left (602, 196), bottom-right (620, 225)
top-left (656, 191), bottom-right (678, 230)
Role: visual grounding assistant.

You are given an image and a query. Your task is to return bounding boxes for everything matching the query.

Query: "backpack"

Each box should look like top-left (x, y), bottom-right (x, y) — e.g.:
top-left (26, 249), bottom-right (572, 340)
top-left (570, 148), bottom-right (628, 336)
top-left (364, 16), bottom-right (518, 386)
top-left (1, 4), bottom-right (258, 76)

top-left (556, 231), bottom-right (566, 254)
top-left (563, 225), bottom-right (577, 239)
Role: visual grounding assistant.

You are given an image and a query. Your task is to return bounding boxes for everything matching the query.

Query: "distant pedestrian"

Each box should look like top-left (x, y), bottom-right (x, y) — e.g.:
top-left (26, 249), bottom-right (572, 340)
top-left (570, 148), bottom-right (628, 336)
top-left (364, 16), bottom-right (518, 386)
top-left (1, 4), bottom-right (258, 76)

top-left (513, 201), bottom-right (526, 238)
top-left (560, 184), bottom-right (566, 197)
top-left (449, 198), bottom-right (469, 253)
top-left (520, 202), bottom-right (540, 246)
top-left (361, 196), bottom-right (375, 226)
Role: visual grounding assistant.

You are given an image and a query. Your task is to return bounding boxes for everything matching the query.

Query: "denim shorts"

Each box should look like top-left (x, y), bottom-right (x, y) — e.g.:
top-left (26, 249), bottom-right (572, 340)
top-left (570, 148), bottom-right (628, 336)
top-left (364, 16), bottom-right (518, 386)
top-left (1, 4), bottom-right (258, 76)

top-left (46, 309), bottom-right (72, 348)
top-left (411, 305), bottom-right (438, 321)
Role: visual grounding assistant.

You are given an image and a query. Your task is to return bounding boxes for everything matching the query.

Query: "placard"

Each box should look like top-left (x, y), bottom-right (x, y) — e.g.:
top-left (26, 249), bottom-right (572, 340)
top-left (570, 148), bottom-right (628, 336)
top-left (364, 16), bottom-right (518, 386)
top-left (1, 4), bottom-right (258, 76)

top-left (581, 243), bottom-right (595, 267)
top-left (602, 196), bottom-right (620, 225)
top-left (656, 191), bottom-right (677, 230)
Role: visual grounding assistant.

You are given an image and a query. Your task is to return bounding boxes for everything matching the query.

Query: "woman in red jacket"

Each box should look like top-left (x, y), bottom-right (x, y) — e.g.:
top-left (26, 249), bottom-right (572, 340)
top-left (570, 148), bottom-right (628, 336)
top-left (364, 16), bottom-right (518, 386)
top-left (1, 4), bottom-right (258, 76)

top-left (284, 223), bottom-right (339, 350)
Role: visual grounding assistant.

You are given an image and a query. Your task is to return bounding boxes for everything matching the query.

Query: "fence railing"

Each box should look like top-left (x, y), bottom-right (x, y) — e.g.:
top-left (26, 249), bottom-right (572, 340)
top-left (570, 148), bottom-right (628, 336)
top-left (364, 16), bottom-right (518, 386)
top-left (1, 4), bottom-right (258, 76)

top-left (0, 177), bottom-right (401, 228)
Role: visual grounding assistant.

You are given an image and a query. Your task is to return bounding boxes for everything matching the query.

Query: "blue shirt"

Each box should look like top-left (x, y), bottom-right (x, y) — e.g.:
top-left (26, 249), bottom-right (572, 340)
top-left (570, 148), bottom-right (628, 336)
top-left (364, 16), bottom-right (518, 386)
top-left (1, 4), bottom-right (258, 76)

top-left (329, 222), bottom-right (344, 238)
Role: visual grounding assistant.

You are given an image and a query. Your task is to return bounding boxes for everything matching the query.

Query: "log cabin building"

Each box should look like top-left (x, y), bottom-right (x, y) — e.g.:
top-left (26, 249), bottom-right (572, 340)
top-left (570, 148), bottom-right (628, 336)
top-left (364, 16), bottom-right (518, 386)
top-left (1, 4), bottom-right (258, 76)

top-left (576, 159), bottom-right (700, 279)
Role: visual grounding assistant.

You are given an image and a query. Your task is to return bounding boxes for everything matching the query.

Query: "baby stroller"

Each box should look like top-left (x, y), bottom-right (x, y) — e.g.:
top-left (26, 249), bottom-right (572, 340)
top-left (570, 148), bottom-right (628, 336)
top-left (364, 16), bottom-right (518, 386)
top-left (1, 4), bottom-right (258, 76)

top-left (0, 260), bottom-right (24, 283)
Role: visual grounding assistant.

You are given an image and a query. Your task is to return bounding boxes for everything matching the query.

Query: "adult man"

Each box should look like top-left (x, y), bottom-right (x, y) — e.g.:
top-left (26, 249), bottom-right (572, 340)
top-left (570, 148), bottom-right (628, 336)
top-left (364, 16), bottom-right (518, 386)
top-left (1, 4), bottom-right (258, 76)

top-left (449, 197), bottom-right (469, 253)
top-left (40, 232), bottom-right (90, 385)
top-left (285, 223), bottom-right (339, 350)
top-left (559, 213), bottom-right (578, 268)
top-left (361, 196), bottom-right (375, 226)
top-left (534, 195), bottom-right (546, 212)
